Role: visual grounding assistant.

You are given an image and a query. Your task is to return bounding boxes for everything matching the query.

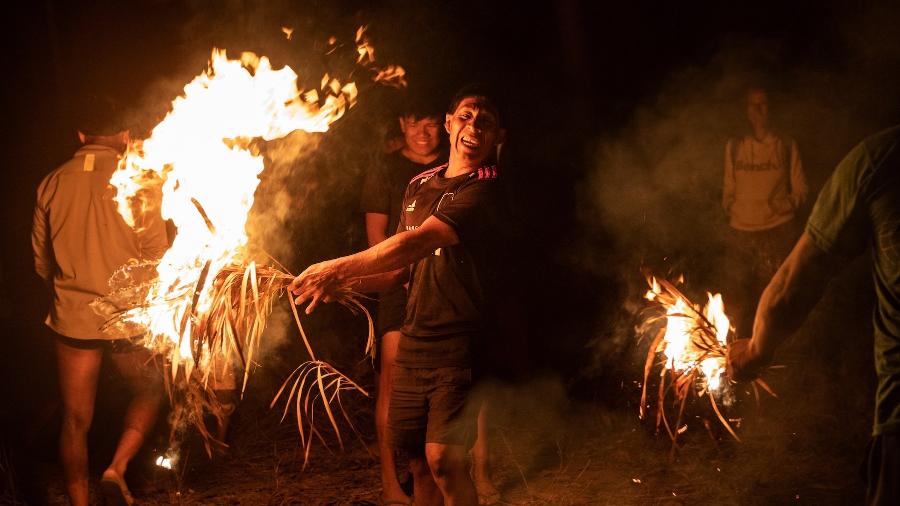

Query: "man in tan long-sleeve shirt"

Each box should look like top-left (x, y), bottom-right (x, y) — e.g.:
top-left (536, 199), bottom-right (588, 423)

top-left (722, 87), bottom-right (808, 339)
top-left (32, 103), bottom-right (167, 506)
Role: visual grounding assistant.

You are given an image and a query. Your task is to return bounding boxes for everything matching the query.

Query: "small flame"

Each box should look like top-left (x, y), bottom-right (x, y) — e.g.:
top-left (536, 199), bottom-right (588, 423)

top-left (155, 455), bottom-right (173, 469)
top-left (645, 277), bottom-right (731, 392)
top-left (373, 65), bottom-right (407, 89)
top-left (355, 25), bottom-right (374, 64)
top-left (281, 26), bottom-right (293, 40)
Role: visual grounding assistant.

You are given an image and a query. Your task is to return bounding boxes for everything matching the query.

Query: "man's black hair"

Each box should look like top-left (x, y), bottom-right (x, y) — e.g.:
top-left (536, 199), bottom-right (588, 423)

top-left (447, 83), bottom-right (504, 124)
top-left (75, 94), bottom-right (129, 136)
top-left (398, 91), bottom-right (445, 121)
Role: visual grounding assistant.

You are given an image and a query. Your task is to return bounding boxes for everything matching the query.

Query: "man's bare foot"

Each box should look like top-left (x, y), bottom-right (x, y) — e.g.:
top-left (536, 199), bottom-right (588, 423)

top-left (474, 475), bottom-right (501, 505)
top-left (379, 492), bottom-right (412, 505)
top-left (380, 483), bottom-right (411, 506)
top-left (100, 469), bottom-right (134, 506)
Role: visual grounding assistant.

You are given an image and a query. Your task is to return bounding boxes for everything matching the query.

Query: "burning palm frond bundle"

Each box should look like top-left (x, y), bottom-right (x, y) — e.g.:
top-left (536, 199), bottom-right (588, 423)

top-left (96, 259), bottom-right (374, 457)
top-left (638, 273), bottom-right (775, 449)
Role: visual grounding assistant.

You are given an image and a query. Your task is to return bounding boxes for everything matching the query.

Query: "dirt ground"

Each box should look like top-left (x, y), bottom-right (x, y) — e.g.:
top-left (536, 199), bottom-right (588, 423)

top-left (30, 380), bottom-right (870, 506)
top-left (4, 264), bottom-right (875, 506)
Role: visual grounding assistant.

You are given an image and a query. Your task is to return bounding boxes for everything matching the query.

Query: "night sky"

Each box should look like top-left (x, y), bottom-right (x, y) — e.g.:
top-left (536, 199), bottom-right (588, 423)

top-left (6, 0), bottom-right (900, 332)
top-left (2, 1), bottom-right (900, 501)
top-left (5, 0), bottom-right (900, 388)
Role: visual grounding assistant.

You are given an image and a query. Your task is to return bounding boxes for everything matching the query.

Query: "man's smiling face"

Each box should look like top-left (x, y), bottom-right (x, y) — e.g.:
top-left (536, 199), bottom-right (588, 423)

top-left (400, 114), bottom-right (441, 158)
top-left (445, 97), bottom-right (501, 165)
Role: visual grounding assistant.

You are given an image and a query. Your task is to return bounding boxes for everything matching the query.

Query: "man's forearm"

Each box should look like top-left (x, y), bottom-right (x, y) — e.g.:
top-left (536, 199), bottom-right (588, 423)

top-left (334, 226), bottom-right (445, 281)
top-left (750, 233), bottom-right (833, 360)
top-left (351, 268), bottom-right (407, 293)
top-left (751, 271), bottom-right (800, 361)
top-left (289, 217), bottom-right (458, 312)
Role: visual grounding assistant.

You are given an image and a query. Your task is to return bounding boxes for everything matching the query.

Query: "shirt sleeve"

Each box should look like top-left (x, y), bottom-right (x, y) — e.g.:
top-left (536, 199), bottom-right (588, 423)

top-left (360, 156), bottom-right (390, 215)
top-left (788, 139), bottom-right (808, 210)
top-left (396, 181), bottom-right (413, 236)
top-left (31, 176), bottom-right (55, 282)
top-left (723, 139), bottom-right (736, 214)
top-left (806, 139), bottom-right (871, 257)
top-left (433, 179), bottom-right (502, 244)
top-left (135, 207), bottom-right (169, 260)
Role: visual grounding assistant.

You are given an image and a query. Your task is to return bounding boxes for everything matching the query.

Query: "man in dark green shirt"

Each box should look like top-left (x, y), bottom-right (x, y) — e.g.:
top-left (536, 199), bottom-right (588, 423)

top-left (729, 125), bottom-right (900, 505)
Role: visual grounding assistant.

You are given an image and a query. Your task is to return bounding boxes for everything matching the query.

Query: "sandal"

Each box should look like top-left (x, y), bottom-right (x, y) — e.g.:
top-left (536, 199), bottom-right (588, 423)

top-left (380, 494), bottom-right (413, 505)
top-left (100, 471), bottom-right (134, 506)
top-left (478, 491), bottom-right (501, 505)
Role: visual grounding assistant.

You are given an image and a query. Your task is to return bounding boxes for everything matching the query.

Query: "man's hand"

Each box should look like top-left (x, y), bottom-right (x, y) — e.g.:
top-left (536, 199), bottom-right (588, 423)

top-left (288, 260), bottom-right (345, 314)
top-left (727, 338), bottom-right (771, 382)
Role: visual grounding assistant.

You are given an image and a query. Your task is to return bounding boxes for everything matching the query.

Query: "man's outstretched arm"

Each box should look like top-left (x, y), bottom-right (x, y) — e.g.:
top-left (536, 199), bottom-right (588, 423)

top-left (728, 232), bottom-right (839, 380)
top-left (289, 215), bottom-right (459, 313)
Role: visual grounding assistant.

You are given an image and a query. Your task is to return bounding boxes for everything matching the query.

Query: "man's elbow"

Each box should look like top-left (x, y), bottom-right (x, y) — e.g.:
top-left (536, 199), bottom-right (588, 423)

top-left (402, 228), bottom-right (447, 259)
top-left (388, 268), bottom-right (407, 286)
top-left (34, 263), bottom-right (52, 283)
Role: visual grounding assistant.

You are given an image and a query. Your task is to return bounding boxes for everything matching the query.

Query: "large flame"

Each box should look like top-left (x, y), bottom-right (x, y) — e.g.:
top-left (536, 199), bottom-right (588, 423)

top-left (110, 48), bottom-right (356, 373)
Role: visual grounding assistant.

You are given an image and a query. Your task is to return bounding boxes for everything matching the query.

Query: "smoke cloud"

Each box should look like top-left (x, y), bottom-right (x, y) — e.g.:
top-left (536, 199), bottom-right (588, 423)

top-left (576, 0), bottom-right (900, 411)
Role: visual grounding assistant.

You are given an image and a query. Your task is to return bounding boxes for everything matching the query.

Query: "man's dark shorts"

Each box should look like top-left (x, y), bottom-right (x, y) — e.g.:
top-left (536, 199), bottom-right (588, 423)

top-left (376, 288), bottom-right (407, 337)
top-left (374, 289), bottom-right (407, 373)
top-left (50, 328), bottom-right (144, 354)
top-left (865, 431), bottom-right (900, 505)
top-left (388, 365), bottom-right (477, 455)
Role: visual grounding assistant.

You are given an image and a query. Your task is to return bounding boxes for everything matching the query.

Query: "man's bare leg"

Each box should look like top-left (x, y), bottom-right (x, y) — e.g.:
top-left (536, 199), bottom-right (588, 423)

top-left (55, 340), bottom-right (103, 506)
top-left (408, 455), bottom-right (441, 506)
top-left (101, 347), bottom-right (162, 496)
top-left (426, 442), bottom-right (478, 506)
top-left (472, 403), bottom-right (499, 504)
top-left (377, 330), bottom-right (410, 503)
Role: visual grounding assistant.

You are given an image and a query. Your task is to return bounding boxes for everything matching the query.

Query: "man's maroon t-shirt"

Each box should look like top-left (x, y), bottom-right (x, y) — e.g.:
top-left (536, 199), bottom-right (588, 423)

top-left (395, 164), bottom-right (505, 368)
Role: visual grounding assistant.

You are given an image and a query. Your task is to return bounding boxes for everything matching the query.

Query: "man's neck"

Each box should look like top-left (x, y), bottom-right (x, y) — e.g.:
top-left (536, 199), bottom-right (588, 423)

top-left (400, 148), bottom-right (439, 165)
top-left (446, 154), bottom-right (486, 178)
top-left (81, 135), bottom-right (127, 152)
top-left (752, 127), bottom-right (770, 142)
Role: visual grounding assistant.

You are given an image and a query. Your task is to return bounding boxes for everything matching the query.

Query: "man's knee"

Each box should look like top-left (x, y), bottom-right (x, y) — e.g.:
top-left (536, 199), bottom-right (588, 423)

top-left (409, 456), bottom-right (430, 477)
top-left (118, 358), bottom-right (163, 395)
top-left (425, 443), bottom-right (467, 479)
top-left (61, 409), bottom-right (93, 434)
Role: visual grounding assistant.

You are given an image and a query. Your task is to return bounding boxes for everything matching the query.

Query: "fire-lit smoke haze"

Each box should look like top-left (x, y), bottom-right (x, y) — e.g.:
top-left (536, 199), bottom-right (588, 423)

top-left (561, 5), bottom-right (900, 413)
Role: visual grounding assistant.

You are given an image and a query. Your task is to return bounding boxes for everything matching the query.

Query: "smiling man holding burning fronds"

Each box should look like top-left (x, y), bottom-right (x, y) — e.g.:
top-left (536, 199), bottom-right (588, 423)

top-left (291, 84), bottom-right (507, 506)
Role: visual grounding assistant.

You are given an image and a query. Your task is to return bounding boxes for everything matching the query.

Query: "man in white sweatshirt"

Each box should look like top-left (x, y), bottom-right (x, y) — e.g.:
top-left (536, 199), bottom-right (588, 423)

top-left (723, 87), bottom-right (808, 338)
